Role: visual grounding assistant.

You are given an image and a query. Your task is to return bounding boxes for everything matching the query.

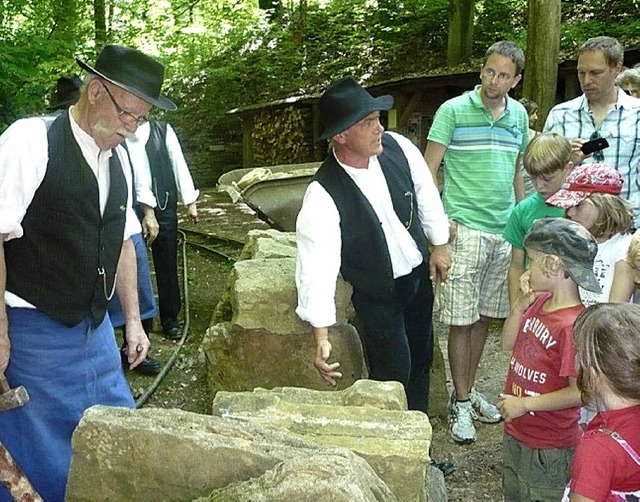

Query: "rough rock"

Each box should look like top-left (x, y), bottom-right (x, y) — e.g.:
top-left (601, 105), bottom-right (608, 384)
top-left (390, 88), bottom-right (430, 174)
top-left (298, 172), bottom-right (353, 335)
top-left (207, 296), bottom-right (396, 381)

top-left (237, 229), bottom-right (298, 261)
top-left (202, 322), bottom-right (367, 393)
top-left (206, 227), bottom-right (447, 419)
top-left (214, 379), bottom-right (407, 411)
top-left (66, 406), bottom-right (380, 502)
top-left (229, 257), bottom-right (353, 333)
top-left (197, 449), bottom-right (396, 502)
top-left (211, 381), bottom-right (436, 501)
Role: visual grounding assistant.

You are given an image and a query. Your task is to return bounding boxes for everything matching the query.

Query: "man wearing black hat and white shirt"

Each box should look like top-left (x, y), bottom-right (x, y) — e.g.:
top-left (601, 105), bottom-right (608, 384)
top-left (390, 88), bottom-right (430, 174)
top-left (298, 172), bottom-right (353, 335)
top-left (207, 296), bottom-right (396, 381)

top-left (0, 45), bottom-right (175, 501)
top-left (296, 76), bottom-right (451, 418)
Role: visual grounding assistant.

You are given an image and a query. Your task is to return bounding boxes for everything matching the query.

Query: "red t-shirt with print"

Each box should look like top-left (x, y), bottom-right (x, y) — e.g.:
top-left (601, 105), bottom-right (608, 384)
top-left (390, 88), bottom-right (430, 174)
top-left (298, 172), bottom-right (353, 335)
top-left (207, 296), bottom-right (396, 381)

top-left (504, 292), bottom-right (583, 449)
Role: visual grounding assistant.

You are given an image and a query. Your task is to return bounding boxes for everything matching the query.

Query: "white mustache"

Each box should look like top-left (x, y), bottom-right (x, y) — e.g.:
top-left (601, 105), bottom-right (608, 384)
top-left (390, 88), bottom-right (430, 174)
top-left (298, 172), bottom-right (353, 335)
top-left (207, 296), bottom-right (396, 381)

top-left (93, 118), bottom-right (134, 140)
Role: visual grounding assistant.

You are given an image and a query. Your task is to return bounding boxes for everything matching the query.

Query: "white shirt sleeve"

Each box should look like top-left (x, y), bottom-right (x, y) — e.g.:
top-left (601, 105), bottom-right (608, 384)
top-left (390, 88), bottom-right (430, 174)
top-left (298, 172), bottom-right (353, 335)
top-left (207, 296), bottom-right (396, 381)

top-left (388, 132), bottom-right (449, 245)
top-left (0, 118), bottom-right (50, 241)
top-left (115, 146), bottom-right (143, 239)
top-left (295, 181), bottom-right (342, 328)
top-left (165, 124), bottom-right (199, 205)
top-left (126, 123), bottom-right (157, 208)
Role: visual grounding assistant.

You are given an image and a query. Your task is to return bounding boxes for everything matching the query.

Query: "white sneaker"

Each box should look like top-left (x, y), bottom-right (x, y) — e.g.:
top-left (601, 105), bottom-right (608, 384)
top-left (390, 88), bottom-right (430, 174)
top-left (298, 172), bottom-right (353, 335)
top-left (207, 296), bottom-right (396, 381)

top-left (470, 387), bottom-right (502, 424)
top-left (449, 400), bottom-right (476, 444)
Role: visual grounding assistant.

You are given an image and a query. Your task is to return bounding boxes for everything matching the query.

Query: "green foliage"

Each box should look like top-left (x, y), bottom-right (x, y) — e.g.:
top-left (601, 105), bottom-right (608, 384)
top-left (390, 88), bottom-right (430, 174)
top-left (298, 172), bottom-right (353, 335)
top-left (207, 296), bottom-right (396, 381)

top-left (473, 0), bottom-right (527, 54)
top-left (1, 0), bottom-right (639, 176)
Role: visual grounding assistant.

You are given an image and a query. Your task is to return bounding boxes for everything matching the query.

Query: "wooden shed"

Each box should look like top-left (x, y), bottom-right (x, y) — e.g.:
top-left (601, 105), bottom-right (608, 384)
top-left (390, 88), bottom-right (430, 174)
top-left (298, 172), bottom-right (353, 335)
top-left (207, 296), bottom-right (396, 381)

top-left (229, 48), bottom-right (640, 169)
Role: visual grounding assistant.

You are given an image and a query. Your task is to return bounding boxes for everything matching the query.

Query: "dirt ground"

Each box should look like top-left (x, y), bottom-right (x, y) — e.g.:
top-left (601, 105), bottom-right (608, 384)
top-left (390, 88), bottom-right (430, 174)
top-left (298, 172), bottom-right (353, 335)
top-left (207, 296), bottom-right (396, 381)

top-left (126, 188), bottom-right (510, 501)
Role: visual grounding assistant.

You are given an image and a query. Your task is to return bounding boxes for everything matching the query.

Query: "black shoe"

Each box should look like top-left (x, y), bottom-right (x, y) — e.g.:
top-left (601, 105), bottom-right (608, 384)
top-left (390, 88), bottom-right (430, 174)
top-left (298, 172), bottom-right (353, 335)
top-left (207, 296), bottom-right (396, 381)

top-left (133, 357), bottom-right (162, 376)
top-left (120, 350), bottom-right (162, 376)
top-left (430, 460), bottom-right (456, 477)
top-left (163, 325), bottom-right (182, 341)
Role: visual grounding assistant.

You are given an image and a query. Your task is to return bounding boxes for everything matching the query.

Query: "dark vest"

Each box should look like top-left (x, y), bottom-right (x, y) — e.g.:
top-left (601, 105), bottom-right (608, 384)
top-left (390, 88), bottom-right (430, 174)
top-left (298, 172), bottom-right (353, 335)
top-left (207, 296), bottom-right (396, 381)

top-left (146, 121), bottom-right (177, 216)
top-left (314, 133), bottom-right (428, 301)
top-left (4, 111), bottom-right (128, 327)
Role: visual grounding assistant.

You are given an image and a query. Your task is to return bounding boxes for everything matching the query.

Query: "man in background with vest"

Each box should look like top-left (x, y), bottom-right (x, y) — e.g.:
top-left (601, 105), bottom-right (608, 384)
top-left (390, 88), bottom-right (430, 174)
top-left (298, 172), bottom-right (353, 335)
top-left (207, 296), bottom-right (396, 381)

top-left (0, 45), bottom-right (175, 501)
top-left (296, 76), bottom-right (451, 415)
top-left (125, 120), bottom-right (199, 341)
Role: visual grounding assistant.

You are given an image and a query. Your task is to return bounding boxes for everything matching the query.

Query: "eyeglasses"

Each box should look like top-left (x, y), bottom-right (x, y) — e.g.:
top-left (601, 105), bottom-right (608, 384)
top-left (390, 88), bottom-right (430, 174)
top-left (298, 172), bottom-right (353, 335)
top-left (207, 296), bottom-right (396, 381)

top-left (590, 131), bottom-right (605, 162)
top-left (481, 68), bottom-right (513, 82)
top-left (99, 81), bottom-right (148, 126)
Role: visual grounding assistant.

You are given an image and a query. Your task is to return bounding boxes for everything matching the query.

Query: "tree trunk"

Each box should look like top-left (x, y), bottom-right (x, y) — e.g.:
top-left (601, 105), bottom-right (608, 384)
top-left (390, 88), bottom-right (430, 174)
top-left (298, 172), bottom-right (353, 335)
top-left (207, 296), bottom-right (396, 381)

top-left (94, 0), bottom-right (107, 48)
top-left (447, 0), bottom-right (475, 66)
top-left (523, 0), bottom-right (561, 129)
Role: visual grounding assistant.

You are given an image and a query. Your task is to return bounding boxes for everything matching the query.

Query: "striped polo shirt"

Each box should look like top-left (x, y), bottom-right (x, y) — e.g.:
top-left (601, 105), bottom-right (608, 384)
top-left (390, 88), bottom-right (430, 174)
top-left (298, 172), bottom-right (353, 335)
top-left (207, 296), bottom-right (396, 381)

top-left (428, 85), bottom-right (529, 234)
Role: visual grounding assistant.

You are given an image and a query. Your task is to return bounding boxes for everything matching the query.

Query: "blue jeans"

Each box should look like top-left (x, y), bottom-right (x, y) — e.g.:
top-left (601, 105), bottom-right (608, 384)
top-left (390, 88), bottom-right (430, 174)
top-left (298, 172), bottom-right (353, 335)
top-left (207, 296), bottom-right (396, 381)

top-left (352, 261), bottom-right (434, 413)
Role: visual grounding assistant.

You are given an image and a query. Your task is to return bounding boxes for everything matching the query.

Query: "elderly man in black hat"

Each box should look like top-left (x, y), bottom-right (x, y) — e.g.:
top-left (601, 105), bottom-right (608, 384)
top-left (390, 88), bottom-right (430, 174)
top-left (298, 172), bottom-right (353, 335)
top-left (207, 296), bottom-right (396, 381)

top-left (0, 45), bottom-right (175, 501)
top-left (296, 76), bottom-right (451, 415)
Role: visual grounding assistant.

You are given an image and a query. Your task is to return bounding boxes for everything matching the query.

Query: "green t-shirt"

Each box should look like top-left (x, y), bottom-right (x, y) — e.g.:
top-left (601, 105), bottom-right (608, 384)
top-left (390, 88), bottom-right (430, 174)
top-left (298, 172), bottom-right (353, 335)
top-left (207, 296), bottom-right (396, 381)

top-left (503, 192), bottom-right (565, 250)
top-left (428, 86), bottom-right (530, 234)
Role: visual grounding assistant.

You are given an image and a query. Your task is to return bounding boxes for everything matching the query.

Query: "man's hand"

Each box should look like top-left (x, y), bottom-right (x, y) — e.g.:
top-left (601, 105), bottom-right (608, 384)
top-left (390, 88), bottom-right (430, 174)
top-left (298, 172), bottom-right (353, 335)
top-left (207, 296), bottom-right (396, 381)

top-left (0, 314), bottom-right (10, 373)
top-left (429, 244), bottom-right (452, 281)
top-left (141, 211), bottom-right (159, 245)
top-left (448, 220), bottom-right (458, 243)
top-left (497, 393), bottom-right (528, 422)
top-left (187, 202), bottom-right (198, 224)
top-left (123, 321), bottom-right (150, 370)
top-left (313, 327), bottom-right (342, 386)
top-left (570, 137), bottom-right (588, 166)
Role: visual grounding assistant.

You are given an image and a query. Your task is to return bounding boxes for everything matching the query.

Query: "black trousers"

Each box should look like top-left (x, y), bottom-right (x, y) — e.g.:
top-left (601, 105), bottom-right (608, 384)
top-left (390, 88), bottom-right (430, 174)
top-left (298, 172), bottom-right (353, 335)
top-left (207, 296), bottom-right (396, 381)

top-left (351, 261), bottom-right (434, 414)
top-left (151, 205), bottom-right (181, 328)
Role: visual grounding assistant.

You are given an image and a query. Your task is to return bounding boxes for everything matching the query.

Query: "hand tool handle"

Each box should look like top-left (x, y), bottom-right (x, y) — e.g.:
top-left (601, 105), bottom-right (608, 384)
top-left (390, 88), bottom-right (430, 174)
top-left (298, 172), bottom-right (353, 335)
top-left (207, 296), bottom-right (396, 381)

top-left (0, 438), bottom-right (43, 502)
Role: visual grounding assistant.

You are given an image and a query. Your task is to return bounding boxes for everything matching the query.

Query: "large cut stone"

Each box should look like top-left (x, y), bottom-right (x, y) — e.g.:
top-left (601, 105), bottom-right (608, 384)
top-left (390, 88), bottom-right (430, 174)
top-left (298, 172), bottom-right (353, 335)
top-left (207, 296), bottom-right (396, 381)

top-left (213, 379), bottom-right (407, 411)
top-left (202, 321), bottom-right (367, 393)
top-left (229, 257), bottom-right (352, 334)
top-left (237, 228), bottom-right (298, 261)
top-left (197, 449), bottom-right (396, 502)
top-left (211, 382), bottom-right (434, 501)
top-left (67, 406), bottom-right (388, 502)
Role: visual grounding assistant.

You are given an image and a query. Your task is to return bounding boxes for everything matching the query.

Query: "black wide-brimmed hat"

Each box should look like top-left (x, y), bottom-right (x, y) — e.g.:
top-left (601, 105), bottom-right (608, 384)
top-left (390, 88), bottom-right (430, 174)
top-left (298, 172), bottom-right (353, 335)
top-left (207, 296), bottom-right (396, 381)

top-left (48, 75), bottom-right (83, 110)
top-left (319, 76), bottom-right (393, 140)
top-left (76, 44), bottom-right (176, 111)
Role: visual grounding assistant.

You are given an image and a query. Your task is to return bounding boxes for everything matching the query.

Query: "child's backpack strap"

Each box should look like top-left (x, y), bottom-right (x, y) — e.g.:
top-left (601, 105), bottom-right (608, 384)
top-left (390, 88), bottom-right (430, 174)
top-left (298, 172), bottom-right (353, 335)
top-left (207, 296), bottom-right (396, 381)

top-left (599, 428), bottom-right (640, 466)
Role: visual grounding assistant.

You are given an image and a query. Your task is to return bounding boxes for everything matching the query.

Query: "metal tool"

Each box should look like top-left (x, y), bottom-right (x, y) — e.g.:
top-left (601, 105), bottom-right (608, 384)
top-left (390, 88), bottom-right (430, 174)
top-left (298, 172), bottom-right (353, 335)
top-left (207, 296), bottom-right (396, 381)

top-left (0, 375), bottom-right (29, 412)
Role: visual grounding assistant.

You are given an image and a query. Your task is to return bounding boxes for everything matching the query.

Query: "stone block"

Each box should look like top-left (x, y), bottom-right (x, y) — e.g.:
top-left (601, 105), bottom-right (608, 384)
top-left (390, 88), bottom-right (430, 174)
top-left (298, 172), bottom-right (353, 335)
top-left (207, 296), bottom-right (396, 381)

top-left (237, 229), bottom-right (297, 261)
top-left (214, 379), bottom-right (407, 411)
top-left (197, 449), bottom-right (396, 502)
top-left (66, 406), bottom-right (340, 502)
top-left (211, 387), bottom-right (433, 501)
top-left (229, 257), bottom-right (352, 334)
top-left (202, 322), bottom-right (367, 393)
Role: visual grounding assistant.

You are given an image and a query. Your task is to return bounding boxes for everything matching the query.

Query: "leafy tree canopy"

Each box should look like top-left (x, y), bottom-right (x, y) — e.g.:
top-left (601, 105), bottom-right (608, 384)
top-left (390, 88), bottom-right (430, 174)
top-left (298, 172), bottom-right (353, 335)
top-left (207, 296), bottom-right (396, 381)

top-left (0, 0), bottom-right (638, 173)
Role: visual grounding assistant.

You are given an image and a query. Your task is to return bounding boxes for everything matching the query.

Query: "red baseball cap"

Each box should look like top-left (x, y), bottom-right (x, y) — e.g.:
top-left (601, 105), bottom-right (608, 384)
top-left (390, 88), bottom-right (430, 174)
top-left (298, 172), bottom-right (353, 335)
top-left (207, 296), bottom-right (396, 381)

top-left (546, 162), bottom-right (623, 209)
